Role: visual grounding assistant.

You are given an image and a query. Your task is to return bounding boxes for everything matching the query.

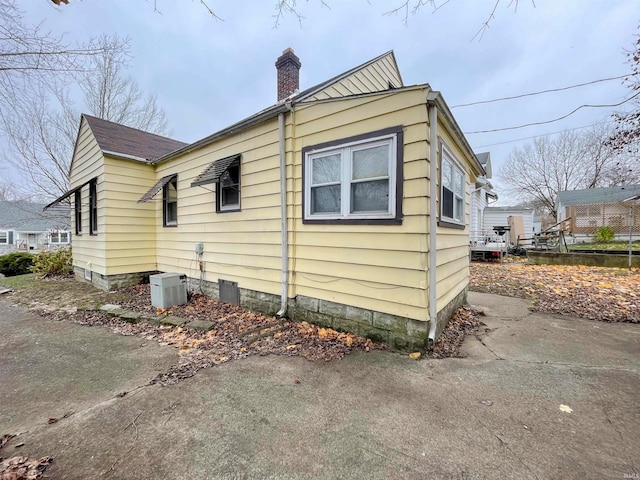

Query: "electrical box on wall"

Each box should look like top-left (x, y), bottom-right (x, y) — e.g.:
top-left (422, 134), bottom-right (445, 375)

top-left (195, 242), bottom-right (204, 255)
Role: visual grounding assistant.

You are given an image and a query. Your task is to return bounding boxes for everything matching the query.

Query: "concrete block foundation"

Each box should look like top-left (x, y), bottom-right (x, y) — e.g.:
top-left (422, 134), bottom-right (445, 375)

top-left (75, 269), bottom-right (467, 352)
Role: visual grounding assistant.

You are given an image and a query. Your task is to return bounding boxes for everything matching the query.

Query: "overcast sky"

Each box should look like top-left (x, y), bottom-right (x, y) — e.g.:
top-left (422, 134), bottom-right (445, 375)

top-left (17, 0), bottom-right (640, 203)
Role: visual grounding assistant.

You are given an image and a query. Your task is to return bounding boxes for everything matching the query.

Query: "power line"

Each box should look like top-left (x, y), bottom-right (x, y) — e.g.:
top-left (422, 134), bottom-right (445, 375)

top-left (464, 91), bottom-right (640, 135)
top-left (472, 120), bottom-right (616, 148)
top-left (452, 74), bottom-right (631, 108)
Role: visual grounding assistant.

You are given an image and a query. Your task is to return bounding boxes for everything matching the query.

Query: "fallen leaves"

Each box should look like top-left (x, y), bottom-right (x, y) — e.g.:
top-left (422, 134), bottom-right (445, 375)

top-left (428, 305), bottom-right (484, 359)
top-left (0, 456), bottom-right (52, 480)
top-left (470, 260), bottom-right (640, 323)
top-left (36, 287), bottom-right (385, 385)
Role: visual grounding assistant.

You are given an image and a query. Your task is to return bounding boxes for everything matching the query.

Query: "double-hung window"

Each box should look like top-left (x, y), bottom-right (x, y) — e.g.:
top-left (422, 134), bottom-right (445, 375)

top-left (0, 231), bottom-right (11, 244)
top-left (163, 176), bottom-right (178, 226)
top-left (303, 127), bottom-right (403, 223)
top-left (217, 158), bottom-right (240, 212)
top-left (440, 142), bottom-right (466, 227)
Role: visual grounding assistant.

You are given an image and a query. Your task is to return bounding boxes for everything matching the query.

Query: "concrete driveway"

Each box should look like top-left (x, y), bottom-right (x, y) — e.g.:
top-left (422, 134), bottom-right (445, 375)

top-left (0, 293), bottom-right (639, 480)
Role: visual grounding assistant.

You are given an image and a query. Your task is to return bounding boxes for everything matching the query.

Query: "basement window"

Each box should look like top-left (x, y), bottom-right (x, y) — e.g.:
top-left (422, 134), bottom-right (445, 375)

top-left (302, 126), bottom-right (403, 224)
top-left (440, 141), bottom-right (466, 228)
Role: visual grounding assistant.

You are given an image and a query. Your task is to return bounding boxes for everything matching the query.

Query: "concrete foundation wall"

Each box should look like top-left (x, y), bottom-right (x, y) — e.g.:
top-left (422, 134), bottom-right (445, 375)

top-left (74, 267), bottom-right (157, 291)
top-left (74, 269), bottom-right (467, 351)
top-left (186, 277), bottom-right (467, 351)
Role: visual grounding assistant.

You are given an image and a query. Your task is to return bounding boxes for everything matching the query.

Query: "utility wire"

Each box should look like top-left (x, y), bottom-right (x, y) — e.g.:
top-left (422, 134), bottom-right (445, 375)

top-left (473, 120), bottom-right (616, 148)
top-left (452, 74), bottom-right (631, 108)
top-left (465, 91), bottom-right (640, 135)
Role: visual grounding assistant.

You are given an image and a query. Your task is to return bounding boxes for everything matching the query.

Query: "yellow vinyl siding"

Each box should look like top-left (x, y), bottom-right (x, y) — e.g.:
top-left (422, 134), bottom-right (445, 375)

top-left (289, 87), bottom-right (430, 321)
top-left (69, 118), bottom-right (106, 274)
top-left (305, 53), bottom-right (402, 101)
top-left (154, 119), bottom-right (283, 295)
top-left (102, 157), bottom-right (157, 274)
top-left (433, 112), bottom-right (477, 312)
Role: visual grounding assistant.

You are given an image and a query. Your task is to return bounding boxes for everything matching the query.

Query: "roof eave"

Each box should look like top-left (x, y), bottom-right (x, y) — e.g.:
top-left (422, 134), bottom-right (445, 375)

top-left (102, 150), bottom-right (150, 163)
top-left (427, 91), bottom-right (484, 175)
top-left (152, 104), bottom-right (289, 165)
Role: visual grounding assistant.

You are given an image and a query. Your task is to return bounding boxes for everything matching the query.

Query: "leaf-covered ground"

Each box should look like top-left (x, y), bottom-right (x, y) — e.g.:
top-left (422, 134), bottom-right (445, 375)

top-left (469, 259), bottom-right (640, 323)
top-left (0, 435), bottom-right (51, 480)
top-left (41, 288), bottom-right (383, 385)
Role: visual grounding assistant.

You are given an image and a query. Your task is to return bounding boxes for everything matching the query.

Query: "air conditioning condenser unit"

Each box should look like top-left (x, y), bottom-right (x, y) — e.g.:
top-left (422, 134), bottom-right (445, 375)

top-left (150, 273), bottom-right (187, 309)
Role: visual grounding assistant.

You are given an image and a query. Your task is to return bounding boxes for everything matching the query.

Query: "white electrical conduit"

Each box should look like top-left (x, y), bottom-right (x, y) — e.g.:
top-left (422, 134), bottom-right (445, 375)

top-left (277, 111), bottom-right (288, 317)
top-left (428, 102), bottom-right (438, 342)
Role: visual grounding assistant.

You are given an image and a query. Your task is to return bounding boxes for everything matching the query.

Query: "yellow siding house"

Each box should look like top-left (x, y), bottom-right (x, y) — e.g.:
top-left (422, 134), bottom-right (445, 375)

top-left (48, 49), bottom-right (484, 350)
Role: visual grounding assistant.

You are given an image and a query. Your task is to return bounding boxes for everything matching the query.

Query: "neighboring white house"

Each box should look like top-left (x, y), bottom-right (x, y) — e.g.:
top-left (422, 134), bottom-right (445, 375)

top-left (0, 201), bottom-right (71, 254)
top-left (469, 152), bottom-right (498, 242)
top-left (483, 206), bottom-right (535, 246)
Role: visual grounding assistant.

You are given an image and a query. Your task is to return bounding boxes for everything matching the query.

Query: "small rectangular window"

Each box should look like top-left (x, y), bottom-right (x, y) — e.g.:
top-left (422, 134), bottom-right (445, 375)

top-left (74, 189), bottom-right (82, 235)
top-left (89, 179), bottom-right (98, 235)
top-left (51, 232), bottom-right (59, 243)
top-left (440, 142), bottom-right (466, 227)
top-left (217, 160), bottom-right (241, 212)
top-left (163, 176), bottom-right (178, 227)
top-left (0, 231), bottom-right (7, 244)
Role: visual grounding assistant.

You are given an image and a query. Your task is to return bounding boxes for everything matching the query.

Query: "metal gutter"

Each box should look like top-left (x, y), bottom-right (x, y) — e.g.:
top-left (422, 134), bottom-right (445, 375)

top-left (427, 102), bottom-right (439, 342)
top-left (102, 150), bottom-right (150, 163)
top-left (276, 108), bottom-right (290, 317)
top-left (152, 104), bottom-right (289, 165)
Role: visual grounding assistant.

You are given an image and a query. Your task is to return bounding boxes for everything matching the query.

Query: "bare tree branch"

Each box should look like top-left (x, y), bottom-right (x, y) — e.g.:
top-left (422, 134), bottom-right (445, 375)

top-left (1, 10), bottom-right (170, 202)
top-left (499, 126), bottom-right (639, 219)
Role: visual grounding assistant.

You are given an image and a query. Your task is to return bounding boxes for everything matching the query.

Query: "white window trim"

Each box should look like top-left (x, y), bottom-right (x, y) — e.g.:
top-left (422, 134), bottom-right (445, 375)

top-left (0, 230), bottom-right (10, 244)
top-left (440, 142), bottom-right (466, 226)
top-left (218, 162), bottom-right (241, 212)
top-left (49, 231), bottom-right (71, 245)
top-left (304, 133), bottom-right (397, 221)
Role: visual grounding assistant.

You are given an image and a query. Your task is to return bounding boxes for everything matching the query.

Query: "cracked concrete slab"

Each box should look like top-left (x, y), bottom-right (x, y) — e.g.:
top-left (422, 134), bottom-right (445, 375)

top-left (1, 294), bottom-right (639, 480)
top-left (0, 300), bottom-right (178, 434)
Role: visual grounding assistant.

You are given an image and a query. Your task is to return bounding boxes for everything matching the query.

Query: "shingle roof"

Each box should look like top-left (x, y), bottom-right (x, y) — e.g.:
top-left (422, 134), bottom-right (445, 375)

top-left (83, 115), bottom-right (187, 162)
top-left (0, 201), bottom-right (70, 231)
top-left (558, 185), bottom-right (640, 207)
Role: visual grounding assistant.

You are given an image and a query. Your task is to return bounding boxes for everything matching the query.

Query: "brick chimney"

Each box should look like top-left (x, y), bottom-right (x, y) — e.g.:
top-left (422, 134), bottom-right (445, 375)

top-left (275, 48), bottom-right (301, 101)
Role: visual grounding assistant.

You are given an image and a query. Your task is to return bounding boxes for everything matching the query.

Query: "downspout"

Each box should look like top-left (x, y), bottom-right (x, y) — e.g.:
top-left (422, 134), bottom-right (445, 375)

top-left (427, 101), bottom-right (439, 342)
top-left (276, 109), bottom-right (289, 317)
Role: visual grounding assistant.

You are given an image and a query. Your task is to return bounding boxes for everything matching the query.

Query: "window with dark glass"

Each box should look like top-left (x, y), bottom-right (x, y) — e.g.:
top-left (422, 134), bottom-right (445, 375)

top-left (163, 176), bottom-right (178, 226)
top-left (217, 160), bottom-right (240, 212)
top-left (89, 179), bottom-right (98, 234)
top-left (74, 189), bottom-right (82, 235)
